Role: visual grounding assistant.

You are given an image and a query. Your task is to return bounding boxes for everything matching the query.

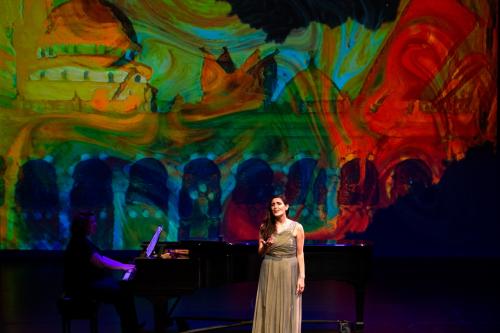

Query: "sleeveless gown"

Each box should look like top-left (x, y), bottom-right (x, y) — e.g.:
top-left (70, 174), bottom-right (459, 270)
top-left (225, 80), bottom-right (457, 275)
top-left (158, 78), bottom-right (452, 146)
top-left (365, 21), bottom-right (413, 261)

top-left (252, 221), bottom-right (302, 333)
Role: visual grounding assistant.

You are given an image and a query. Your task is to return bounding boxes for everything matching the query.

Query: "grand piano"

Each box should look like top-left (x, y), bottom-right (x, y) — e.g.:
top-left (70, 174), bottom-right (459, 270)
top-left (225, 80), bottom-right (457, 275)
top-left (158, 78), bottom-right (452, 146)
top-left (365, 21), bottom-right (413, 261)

top-left (124, 240), bottom-right (372, 332)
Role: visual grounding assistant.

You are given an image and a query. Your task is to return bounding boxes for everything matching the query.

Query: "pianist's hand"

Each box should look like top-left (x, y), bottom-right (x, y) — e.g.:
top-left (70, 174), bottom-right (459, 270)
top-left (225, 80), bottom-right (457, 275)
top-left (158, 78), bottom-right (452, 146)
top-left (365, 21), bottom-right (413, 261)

top-left (122, 263), bottom-right (136, 271)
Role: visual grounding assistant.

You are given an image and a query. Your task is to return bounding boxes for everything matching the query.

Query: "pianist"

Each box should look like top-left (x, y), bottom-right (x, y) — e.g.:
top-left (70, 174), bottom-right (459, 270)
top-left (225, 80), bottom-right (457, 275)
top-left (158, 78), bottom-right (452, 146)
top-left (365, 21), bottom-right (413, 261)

top-left (63, 211), bottom-right (141, 333)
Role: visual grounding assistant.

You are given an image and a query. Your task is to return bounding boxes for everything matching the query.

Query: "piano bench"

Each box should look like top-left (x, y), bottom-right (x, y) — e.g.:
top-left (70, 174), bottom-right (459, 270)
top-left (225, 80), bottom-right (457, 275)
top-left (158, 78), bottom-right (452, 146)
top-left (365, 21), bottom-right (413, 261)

top-left (57, 294), bottom-right (100, 333)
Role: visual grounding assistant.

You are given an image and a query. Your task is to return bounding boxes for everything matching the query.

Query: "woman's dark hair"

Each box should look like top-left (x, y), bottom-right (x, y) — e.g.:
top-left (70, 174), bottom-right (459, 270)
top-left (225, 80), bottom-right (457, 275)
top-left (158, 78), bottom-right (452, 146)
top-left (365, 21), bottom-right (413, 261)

top-left (70, 211), bottom-right (95, 236)
top-left (260, 194), bottom-right (288, 240)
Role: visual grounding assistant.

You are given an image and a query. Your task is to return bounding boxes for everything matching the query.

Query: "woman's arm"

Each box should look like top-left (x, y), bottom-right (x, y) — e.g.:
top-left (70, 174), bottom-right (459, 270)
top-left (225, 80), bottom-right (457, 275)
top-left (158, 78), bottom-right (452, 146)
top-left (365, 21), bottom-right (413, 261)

top-left (295, 223), bottom-right (305, 295)
top-left (258, 234), bottom-right (268, 257)
top-left (90, 252), bottom-right (135, 271)
top-left (258, 235), bottom-right (267, 257)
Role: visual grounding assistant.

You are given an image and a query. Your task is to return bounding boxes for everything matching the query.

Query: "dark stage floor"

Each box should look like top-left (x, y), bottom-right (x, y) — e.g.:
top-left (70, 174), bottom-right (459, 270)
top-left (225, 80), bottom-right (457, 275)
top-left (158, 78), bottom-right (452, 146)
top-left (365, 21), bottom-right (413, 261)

top-left (1, 252), bottom-right (499, 333)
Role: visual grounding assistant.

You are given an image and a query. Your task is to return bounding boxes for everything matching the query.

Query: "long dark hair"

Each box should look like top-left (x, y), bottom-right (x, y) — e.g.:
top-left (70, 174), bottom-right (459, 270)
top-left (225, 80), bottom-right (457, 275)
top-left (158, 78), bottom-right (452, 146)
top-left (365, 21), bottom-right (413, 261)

top-left (260, 194), bottom-right (288, 240)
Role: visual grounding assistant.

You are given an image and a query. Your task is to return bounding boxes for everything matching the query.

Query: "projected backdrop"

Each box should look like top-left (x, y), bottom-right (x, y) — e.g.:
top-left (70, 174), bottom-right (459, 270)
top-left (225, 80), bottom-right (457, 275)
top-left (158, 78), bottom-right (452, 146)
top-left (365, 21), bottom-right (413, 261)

top-left (0, 0), bottom-right (497, 249)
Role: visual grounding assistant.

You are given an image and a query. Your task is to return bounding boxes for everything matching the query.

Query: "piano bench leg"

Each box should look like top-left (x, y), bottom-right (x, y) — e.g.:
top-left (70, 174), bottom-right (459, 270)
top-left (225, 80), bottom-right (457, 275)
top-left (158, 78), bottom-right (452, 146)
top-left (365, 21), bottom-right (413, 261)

top-left (90, 313), bottom-right (98, 333)
top-left (57, 294), bottom-right (100, 333)
top-left (62, 318), bottom-right (71, 333)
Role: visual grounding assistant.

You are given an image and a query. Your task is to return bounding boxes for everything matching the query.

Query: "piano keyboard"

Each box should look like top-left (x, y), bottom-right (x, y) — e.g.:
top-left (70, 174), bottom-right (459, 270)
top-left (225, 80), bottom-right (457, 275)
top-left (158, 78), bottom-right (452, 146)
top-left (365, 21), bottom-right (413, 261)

top-left (122, 268), bottom-right (135, 281)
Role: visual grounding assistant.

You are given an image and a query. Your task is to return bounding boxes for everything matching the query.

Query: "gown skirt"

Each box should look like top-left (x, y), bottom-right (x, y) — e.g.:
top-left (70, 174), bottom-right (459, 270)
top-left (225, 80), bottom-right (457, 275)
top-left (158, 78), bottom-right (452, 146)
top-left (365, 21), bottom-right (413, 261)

top-left (252, 255), bottom-right (302, 333)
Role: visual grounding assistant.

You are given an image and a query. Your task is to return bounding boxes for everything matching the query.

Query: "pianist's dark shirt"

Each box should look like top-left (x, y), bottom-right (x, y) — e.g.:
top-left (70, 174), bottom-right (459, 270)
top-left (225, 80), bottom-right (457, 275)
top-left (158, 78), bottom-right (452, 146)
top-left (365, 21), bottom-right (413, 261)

top-left (63, 236), bottom-right (111, 297)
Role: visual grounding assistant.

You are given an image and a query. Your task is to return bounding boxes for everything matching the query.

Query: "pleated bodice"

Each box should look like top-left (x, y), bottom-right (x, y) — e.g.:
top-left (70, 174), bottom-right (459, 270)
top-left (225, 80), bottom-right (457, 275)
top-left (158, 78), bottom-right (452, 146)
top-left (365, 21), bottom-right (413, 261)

top-left (267, 221), bottom-right (297, 257)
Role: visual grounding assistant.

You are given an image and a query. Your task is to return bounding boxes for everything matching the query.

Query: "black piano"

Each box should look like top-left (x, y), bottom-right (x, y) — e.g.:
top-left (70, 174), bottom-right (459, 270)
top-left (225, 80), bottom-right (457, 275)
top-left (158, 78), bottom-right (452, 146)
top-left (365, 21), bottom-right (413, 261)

top-left (125, 240), bottom-right (372, 332)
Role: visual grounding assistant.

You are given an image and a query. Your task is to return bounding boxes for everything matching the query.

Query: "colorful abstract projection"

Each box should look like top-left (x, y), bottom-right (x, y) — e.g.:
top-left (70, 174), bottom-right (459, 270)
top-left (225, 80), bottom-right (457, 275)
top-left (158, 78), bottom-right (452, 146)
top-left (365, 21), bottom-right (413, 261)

top-left (0, 0), bottom-right (496, 249)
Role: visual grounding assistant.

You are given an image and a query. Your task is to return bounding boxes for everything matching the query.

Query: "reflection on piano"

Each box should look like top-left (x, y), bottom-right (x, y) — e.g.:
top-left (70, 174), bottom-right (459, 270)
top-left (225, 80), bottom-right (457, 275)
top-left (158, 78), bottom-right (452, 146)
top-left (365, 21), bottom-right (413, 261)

top-left (123, 240), bottom-right (372, 333)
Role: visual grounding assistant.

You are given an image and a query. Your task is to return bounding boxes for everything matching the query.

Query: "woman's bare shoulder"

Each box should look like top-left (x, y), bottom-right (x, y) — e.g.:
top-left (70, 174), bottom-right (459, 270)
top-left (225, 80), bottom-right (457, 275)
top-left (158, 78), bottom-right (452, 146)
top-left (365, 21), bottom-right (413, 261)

top-left (289, 219), bottom-right (304, 231)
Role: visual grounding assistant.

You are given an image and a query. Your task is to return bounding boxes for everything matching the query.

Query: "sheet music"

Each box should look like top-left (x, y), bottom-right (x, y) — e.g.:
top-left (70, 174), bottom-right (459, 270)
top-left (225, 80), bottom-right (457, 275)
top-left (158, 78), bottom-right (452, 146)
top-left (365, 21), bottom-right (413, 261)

top-left (145, 225), bottom-right (163, 258)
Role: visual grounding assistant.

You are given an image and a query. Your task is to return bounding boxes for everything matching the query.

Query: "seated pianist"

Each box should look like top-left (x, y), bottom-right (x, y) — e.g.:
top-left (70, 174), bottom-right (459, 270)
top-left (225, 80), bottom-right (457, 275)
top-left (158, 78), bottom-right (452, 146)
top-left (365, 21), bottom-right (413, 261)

top-left (63, 211), bottom-right (144, 333)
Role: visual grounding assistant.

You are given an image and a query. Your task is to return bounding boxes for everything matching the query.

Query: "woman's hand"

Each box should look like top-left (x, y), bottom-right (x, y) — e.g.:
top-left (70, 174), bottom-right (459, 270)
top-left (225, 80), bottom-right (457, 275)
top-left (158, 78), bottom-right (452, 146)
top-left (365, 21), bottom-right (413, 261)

top-left (258, 235), bottom-right (273, 256)
top-left (264, 236), bottom-right (275, 246)
top-left (296, 276), bottom-right (305, 295)
top-left (260, 237), bottom-right (274, 248)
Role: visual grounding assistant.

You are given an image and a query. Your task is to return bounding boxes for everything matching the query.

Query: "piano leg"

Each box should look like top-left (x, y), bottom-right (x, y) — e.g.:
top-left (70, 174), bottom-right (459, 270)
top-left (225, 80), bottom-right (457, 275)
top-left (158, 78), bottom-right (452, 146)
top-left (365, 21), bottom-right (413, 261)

top-left (150, 296), bottom-right (167, 333)
top-left (175, 318), bottom-right (190, 331)
top-left (148, 296), bottom-right (182, 333)
top-left (354, 284), bottom-right (365, 332)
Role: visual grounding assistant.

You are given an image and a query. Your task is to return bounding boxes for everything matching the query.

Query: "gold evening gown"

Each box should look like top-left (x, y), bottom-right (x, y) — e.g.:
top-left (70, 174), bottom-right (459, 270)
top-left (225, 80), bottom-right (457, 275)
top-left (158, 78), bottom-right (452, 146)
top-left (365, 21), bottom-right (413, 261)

top-left (252, 221), bottom-right (302, 333)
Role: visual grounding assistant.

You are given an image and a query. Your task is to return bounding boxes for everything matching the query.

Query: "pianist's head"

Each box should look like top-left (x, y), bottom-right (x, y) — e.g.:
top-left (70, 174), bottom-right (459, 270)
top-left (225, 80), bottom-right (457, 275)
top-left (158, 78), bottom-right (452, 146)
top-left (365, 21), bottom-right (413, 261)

top-left (71, 211), bottom-right (97, 237)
